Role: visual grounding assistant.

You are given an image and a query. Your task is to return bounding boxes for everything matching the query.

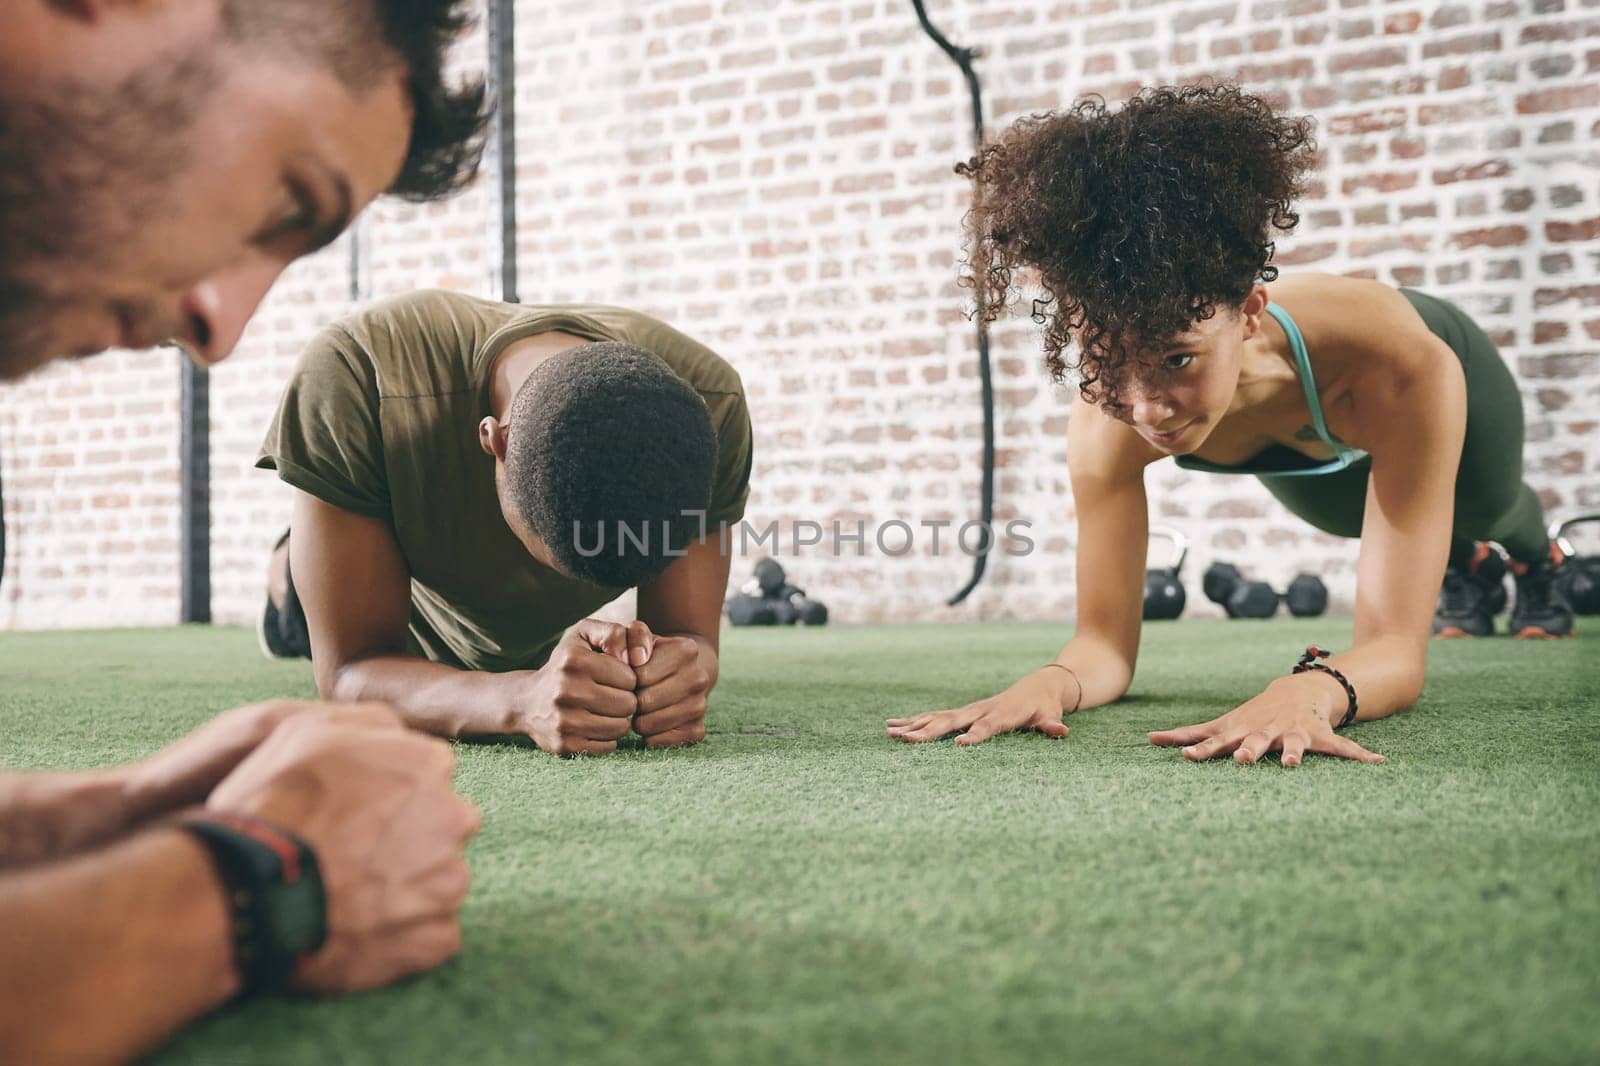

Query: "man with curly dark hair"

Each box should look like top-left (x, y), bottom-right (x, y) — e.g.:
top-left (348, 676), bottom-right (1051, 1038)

top-left (0, 3), bottom-right (490, 1060)
top-left (258, 291), bottom-right (753, 756)
top-left (0, 0), bottom-right (488, 379)
top-left (888, 84), bottom-right (1574, 766)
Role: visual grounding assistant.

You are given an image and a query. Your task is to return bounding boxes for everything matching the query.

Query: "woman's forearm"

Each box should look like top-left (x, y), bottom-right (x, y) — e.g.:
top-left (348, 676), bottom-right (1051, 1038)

top-left (1050, 632), bottom-right (1137, 713)
top-left (1317, 635), bottom-right (1426, 722)
top-left (0, 828), bottom-right (239, 1063)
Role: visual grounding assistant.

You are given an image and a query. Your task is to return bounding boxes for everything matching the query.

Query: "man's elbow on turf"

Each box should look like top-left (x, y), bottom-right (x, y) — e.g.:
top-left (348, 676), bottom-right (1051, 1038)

top-left (326, 659), bottom-right (373, 704)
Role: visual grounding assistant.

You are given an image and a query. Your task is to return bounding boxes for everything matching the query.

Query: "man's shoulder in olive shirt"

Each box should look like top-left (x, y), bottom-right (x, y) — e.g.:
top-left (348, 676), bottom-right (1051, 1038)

top-left (257, 289), bottom-right (752, 673)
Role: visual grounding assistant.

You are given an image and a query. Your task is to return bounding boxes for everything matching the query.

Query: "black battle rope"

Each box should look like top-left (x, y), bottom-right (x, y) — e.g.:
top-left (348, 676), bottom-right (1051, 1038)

top-left (911, 1), bottom-right (994, 606)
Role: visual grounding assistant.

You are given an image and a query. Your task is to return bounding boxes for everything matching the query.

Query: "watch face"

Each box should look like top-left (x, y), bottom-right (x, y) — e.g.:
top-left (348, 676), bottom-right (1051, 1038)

top-left (270, 875), bottom-right (328, 958)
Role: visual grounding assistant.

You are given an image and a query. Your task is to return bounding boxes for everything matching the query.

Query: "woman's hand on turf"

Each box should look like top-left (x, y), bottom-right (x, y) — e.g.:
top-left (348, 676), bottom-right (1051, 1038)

top-left (517, 619), bottom-right (640, 756)
top-left (1147, 676), bottom-right (1385, 766)
top-left (886, 667), bottom-right (1078, 746)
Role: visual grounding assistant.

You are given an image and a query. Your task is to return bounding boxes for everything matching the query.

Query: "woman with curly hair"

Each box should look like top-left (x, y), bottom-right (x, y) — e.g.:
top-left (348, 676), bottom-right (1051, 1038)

top-left (886, 84), bottom-right (1574, 766)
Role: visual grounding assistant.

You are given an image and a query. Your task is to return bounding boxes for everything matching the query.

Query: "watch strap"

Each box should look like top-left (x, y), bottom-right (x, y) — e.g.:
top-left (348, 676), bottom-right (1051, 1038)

top-left (174, 812), bottom-right (327, 996)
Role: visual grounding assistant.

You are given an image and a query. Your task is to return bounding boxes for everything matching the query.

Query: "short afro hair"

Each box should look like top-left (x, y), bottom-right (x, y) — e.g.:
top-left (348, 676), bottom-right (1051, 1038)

top-left (504, 342), bottom-right (717, 588)
top-left (957, 82), bottom-right (1318, 412)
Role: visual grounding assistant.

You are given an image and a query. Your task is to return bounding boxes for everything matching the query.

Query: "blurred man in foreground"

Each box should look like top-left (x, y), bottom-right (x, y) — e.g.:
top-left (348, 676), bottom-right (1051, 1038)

top-left (0, 1), bottom-right (489, 1060)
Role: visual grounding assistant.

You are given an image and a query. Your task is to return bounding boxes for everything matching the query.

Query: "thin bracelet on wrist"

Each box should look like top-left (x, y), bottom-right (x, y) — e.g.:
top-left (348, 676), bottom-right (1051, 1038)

top-left (1041, 663), bottom-right (1084, 714)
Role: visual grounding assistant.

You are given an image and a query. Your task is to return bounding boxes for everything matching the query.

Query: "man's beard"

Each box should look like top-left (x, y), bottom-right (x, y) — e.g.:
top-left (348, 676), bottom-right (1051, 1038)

top-left (0, 51), bottom-right (214, 379)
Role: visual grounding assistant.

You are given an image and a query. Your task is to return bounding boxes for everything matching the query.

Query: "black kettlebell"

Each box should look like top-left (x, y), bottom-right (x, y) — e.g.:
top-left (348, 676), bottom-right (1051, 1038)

top-left (1142, 526), bottom-right (1188, 620)
top-left (752, 557), bottom-right (788, 597)
top-left (1552, 513), bottom-right (1600, 615)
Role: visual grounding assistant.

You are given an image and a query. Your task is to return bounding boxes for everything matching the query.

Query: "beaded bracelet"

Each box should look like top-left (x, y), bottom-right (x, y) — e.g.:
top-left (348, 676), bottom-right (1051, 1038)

top-left (1291, 645), bottom-right (1358, 729)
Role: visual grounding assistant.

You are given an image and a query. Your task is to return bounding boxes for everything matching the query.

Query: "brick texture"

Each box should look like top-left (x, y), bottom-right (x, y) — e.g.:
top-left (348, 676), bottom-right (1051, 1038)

top-left (2, 0), bottom-right (1597, 630)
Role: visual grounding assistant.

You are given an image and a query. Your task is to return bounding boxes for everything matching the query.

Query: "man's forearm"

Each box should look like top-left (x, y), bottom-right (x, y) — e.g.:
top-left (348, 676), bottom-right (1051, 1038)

top-left (0, 828), bottom-right (239, 1063)
top-left (329, 656), bottom-right (528, 738)
top-left (0, 771), bottom-right (135, 866)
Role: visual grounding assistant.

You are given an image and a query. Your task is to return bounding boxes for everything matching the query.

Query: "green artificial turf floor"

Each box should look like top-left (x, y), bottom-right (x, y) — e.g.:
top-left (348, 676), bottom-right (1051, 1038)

top-left (2, 621), bottom-right (1597, 1065)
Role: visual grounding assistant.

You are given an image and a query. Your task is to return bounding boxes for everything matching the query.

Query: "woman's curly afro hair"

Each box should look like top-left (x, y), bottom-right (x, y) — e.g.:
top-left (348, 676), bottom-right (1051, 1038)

top-left (957, 83), bottom-right (1317, 410)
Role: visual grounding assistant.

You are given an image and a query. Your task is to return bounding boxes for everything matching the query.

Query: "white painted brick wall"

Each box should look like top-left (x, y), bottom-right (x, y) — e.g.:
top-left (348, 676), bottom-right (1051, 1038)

top-left (1, 0), bottom-right (1595, 629)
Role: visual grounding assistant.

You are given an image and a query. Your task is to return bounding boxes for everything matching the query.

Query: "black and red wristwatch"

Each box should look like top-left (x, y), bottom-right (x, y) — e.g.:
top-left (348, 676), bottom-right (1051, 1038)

top-left (174, 812), bottom-right (327, 997)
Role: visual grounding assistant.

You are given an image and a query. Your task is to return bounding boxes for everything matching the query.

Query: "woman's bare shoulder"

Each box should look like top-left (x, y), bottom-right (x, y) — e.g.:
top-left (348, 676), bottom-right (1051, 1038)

top-left (1272, 273), bottom-right (1438, 358)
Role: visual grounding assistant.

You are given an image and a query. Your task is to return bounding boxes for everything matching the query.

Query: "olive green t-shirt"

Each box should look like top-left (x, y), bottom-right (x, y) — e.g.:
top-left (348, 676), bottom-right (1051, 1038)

top-left (257, 289), bottom-right (752, 673)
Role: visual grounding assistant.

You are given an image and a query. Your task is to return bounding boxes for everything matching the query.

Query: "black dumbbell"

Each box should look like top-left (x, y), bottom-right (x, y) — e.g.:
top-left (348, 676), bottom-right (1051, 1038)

top-left (1142, 526), bottom-right (1187, 620)
top-left (1205, 562), bottom-right (1329, 619)
top-left (725, 593), bottom-right (781, 625)
top-left (1552, 513), bottom-right (1600, 615)
top-left (781, 585), bottom-right (829, 626)
top-left (1203, 562), bottom-right (1280, 618)
top-left (725, 559), bottom-right (831, 626)
top-left (1283, 573), bottom-right (1329, 617)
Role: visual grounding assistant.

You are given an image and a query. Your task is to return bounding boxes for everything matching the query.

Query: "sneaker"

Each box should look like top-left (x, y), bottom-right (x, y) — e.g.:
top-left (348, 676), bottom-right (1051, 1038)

top-left (1468, 541), bottom-right (1509, 616)
top-left (258, 530), bottom-right (312, 660)
top-left (1433, 567), bottom-right (1495, 638)
top-left (1508, 545), bottom-right (1576, 639)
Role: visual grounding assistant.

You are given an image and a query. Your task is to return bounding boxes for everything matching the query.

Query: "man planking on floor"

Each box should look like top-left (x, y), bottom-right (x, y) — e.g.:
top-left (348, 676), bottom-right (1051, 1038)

top-left (258, 289), bottom-right (753, 754)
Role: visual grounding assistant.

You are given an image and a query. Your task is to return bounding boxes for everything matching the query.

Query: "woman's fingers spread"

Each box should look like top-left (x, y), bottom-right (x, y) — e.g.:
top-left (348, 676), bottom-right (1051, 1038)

top-left (1148, 722), bottom-right (1217, 747)
top-left (1315, 733), bottom-right (1386, 764)
top-left (1232, 731), bottom-right (1274, 765)
top-left (1280, 731), bottom-right (1309, 768)
top-left (954, 715), bottom-right (1002, 746)
top-left (891, 707), bottom-right (974, 742)
top-left (1181, 734), bottom-right (1239, 762)
top-left (897, 710), bottom-right (972, 743)
top-left (1032, 717), bottom-right (1070, 739)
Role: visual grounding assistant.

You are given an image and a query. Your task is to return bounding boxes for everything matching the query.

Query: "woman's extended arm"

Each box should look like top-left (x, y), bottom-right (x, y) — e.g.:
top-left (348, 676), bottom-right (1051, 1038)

top-left (1151, 329), bottom-right (1467, 765)
top-left (887, 399), bottom-right (1155, 744)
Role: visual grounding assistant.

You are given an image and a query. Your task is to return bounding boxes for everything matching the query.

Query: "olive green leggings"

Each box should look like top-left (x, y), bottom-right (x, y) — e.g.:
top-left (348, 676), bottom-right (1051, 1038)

top-left (1258, 289), bottom-right (1549, 568)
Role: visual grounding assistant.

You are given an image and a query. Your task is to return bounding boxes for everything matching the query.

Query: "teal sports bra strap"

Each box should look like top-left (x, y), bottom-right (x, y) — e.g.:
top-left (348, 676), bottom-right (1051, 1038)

top-left (1264, 301), bottom-right (1345, 455)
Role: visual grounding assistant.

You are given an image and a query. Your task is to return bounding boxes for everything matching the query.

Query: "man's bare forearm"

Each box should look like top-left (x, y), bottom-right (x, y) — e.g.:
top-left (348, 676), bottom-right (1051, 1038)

top-left (328, 656), bottom-right (530, 738)
top-left (0, 828), bottom-right (239, 1062)
top-left (0, 771), bottom-right (135, 866)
